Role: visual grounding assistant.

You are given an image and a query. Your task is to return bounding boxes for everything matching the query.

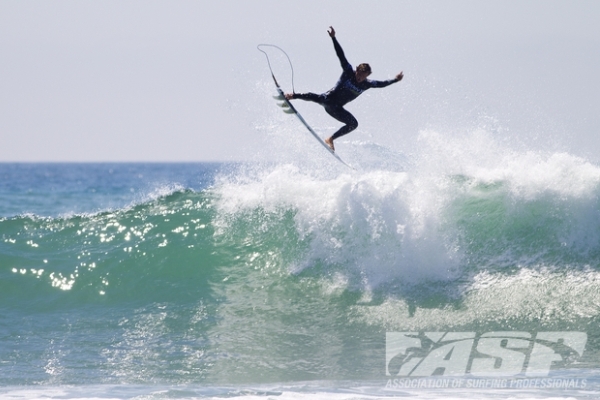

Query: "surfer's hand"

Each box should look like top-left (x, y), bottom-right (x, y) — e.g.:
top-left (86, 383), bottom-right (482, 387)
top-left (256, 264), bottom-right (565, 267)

top-left (328, 26), bottom-right (336, 38)
top-left (395, 72), bottom-right (404, 82)
top-left (285, 93), bottom-right (294, 100)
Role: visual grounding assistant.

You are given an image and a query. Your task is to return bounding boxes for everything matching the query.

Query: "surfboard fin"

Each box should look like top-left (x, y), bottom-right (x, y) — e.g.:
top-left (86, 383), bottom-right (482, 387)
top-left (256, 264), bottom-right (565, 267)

top-left (273, 94), bottom-right (285, 100)
top-left (277, 102), bottom-right (290, 108)
top-left (282, 108), bottom-right (295, 114)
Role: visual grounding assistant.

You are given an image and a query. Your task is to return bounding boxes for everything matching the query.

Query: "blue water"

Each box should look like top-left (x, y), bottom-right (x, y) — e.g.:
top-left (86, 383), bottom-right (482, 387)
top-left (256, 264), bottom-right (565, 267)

top-left (1, 143), bottom-right (600, 399)
top-left (0, 163), bottom-right (221, 217)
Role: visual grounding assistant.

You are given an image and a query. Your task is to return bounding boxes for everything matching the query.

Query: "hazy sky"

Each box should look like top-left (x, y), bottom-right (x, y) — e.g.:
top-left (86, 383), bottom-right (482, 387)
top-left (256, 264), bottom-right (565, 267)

top-left (1, 0), bottom-right (599, 162)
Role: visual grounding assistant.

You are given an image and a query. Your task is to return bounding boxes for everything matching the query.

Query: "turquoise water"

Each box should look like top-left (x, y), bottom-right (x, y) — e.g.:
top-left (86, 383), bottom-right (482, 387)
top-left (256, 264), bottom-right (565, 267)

top-left (1, 146), bottom-right (600, 398)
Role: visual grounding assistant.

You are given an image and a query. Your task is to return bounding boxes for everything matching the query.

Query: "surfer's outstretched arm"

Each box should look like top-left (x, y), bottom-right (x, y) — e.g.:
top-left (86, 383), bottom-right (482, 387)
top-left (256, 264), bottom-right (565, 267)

top-left (367, 71), bottom-right (405, 89)
top-left (328, 26), bottom-right (352, 73)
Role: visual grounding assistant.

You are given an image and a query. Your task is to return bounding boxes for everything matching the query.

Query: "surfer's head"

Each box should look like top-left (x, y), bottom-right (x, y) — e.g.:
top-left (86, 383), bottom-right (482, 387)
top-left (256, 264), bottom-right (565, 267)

top-left (355, 63), bottom-right (371, 82)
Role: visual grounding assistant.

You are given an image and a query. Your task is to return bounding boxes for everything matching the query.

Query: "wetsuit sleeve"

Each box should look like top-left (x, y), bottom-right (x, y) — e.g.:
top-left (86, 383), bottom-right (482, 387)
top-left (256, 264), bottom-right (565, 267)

top-left (367, 78), bottom-right (400, 89)
top-left (332, 37), bottom-right (353, 73)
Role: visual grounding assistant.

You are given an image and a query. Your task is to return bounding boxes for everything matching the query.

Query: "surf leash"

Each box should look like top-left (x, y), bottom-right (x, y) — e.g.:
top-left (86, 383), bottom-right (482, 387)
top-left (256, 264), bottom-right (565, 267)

top-left (257, 44), bottom-right (296, 94)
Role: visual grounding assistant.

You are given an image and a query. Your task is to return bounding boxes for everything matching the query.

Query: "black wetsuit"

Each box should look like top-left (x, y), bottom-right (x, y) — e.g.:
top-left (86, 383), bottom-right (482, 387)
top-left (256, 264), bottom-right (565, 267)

top-left (292, 36), bottom-right (399, 140)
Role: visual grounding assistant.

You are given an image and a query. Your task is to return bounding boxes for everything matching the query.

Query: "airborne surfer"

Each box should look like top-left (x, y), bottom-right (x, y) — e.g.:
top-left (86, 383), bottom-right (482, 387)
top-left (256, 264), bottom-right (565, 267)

top-left (285, 26), bottom-right (404, 152)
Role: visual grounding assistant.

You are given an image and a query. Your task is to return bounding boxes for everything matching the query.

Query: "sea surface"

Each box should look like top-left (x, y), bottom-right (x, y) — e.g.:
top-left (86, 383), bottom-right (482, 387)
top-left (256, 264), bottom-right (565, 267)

top-left (2, 136), bottom-right (600, 399)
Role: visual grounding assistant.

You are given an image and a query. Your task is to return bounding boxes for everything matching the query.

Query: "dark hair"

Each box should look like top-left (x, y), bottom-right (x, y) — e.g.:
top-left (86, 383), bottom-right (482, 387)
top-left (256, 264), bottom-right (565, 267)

top-left (357, 63), bottom-right (371, 74)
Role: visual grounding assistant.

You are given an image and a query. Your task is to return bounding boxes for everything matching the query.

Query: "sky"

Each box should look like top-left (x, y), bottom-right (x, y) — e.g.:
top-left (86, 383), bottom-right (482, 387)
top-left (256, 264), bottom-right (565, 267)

top-left (1, 0), bottom-right (599, 162)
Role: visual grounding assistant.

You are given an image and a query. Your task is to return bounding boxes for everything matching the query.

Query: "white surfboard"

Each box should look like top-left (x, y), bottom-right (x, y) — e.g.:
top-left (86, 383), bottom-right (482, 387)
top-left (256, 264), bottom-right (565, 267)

top-left (269, 75), bottom-right (353, 169)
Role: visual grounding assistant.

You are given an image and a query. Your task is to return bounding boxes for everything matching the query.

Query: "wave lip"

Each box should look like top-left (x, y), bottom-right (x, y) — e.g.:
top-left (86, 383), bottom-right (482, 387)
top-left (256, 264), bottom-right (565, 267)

top-left (214, 163), bottom-right (462, 289)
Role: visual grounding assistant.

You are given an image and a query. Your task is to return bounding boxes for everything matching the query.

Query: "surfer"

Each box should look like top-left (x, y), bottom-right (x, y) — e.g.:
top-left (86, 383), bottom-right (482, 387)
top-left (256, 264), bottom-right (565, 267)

top-left (285, 26), bottom-right (403, 151)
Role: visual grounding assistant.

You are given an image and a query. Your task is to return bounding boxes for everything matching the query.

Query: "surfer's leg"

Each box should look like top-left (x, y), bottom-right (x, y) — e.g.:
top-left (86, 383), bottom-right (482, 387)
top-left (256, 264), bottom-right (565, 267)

top-left (321, 106), bottom-right (357, 151)
top-left (325, 106), bottom-right (358, 140)
top-left (291, 92), bottom-right (326, 105)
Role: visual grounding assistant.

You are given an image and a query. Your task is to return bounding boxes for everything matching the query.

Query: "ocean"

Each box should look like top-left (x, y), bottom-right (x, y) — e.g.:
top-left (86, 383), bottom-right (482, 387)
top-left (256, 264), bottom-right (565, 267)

top-left (1, 133), bottom-right (600, 399)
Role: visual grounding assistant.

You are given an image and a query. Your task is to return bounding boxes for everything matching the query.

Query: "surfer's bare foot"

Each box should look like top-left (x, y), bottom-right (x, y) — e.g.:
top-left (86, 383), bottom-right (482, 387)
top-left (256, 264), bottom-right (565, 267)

top-left (285, 93), bottom-right (294, 100)
top-left (325, 137), bottom-right (335, 151)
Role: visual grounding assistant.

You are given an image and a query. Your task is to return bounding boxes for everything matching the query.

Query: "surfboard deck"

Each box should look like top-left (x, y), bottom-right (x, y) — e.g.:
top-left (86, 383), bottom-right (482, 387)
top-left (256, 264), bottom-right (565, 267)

top-left (270, 76), bottom-right (353, 169)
